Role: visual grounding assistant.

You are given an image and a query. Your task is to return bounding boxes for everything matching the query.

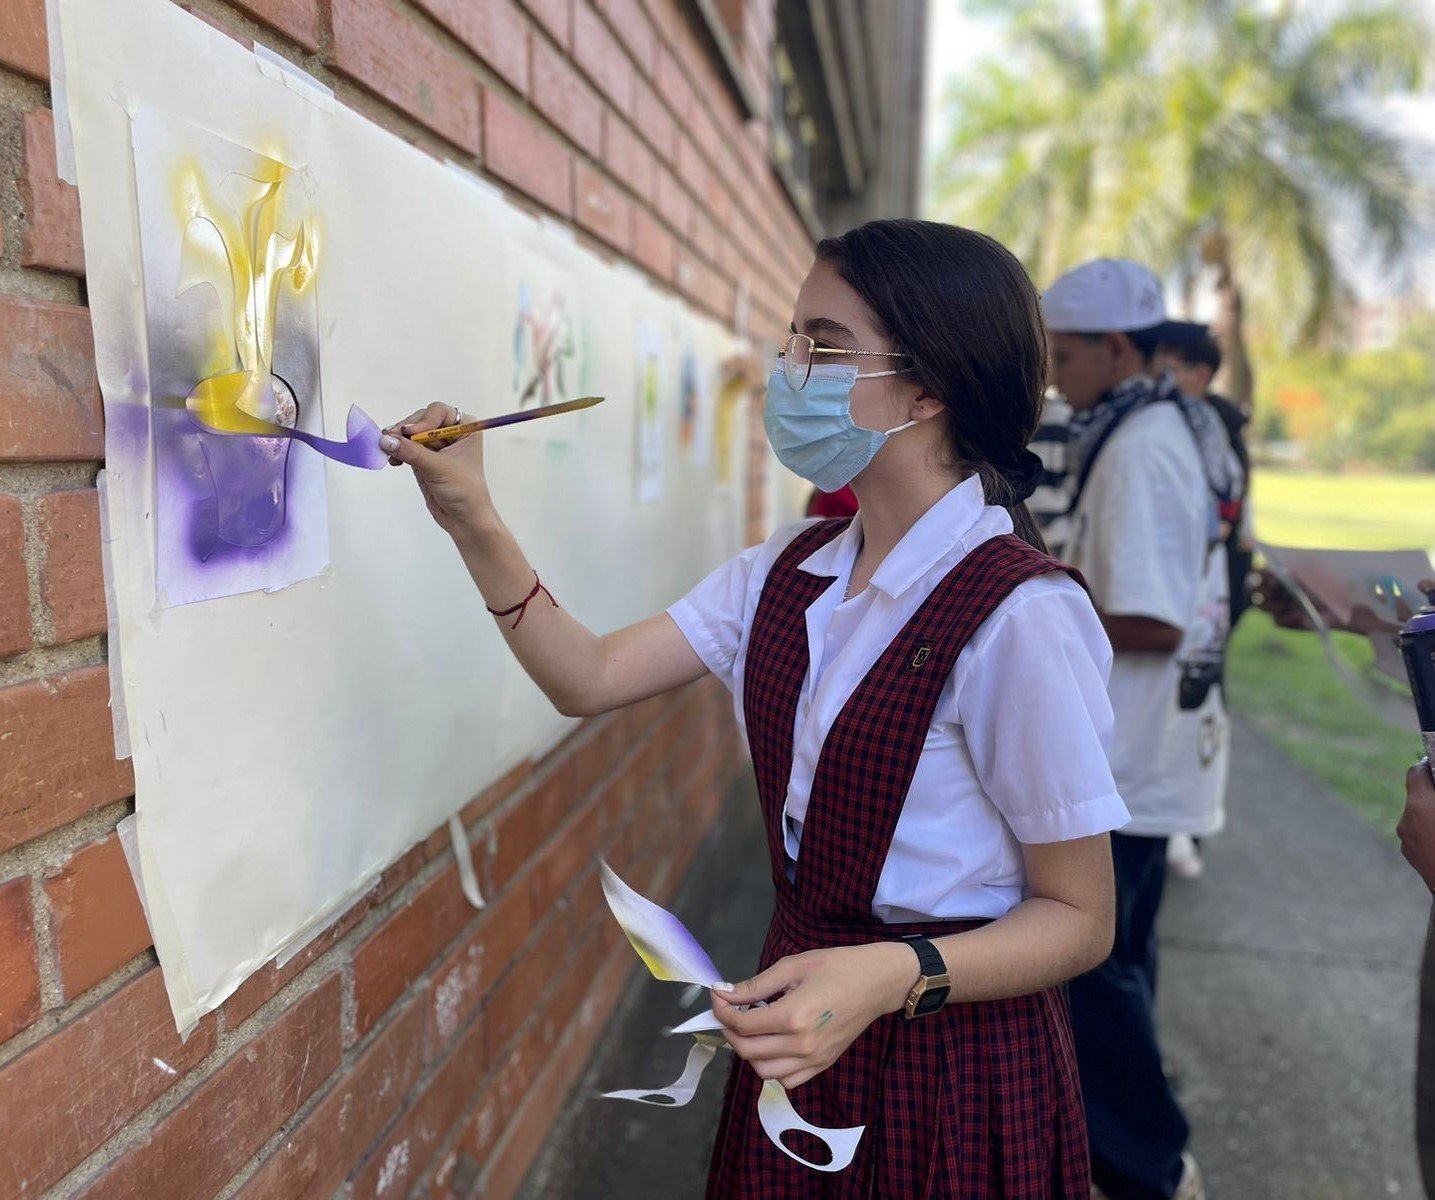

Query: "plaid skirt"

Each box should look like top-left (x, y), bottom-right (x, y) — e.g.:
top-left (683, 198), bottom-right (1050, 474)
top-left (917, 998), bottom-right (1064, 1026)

top-left (705, 896), bottom-right (1090, 1199)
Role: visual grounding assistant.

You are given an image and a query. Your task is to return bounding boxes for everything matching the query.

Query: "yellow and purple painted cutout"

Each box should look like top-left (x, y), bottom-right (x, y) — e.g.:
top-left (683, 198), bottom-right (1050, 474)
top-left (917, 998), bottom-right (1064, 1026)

top-left (131, 107), bottom-right (382, 606)
top-left (597, 861), bottom-right (866, 1172)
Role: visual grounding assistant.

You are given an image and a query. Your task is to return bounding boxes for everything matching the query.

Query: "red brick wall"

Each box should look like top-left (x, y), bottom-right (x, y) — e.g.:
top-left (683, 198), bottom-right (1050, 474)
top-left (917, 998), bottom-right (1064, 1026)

top-left (0, 1), bottom-right (813, 1196)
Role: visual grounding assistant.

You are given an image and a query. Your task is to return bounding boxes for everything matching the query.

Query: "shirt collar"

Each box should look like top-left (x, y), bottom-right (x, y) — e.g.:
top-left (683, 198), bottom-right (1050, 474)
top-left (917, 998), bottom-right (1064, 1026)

top-left (797, 475), bottom-right (988, 599)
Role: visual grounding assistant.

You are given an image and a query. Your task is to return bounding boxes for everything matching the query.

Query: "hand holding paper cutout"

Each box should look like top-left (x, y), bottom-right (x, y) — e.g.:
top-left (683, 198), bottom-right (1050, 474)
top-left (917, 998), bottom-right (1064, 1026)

top-left (711, 942), bottom-right (914, 1092)
top-left (596, 862), bottom-right (866, 1173)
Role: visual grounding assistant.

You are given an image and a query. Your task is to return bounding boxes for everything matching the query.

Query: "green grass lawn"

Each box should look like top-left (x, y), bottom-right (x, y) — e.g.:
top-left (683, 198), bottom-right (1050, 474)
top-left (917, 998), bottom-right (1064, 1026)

top-left (1226, 468), bottom-right (1435, 832)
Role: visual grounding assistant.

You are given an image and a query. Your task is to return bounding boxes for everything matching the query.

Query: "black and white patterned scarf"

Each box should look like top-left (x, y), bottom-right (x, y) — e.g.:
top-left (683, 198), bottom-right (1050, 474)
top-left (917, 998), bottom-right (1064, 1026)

top-left (1066, 372), bottom-right (1239, 508)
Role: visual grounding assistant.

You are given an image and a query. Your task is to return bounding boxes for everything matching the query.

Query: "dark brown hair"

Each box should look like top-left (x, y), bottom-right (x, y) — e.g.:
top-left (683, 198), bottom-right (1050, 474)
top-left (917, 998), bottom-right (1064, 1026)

top-left (815, 219), bottom-right (1048, 551)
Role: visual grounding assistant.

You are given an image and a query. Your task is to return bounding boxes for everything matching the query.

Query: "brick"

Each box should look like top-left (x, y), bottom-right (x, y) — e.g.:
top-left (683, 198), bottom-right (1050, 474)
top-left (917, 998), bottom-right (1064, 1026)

top-left (0, 970), bottom-right (216, 1198)
top-left (349, 1010), bottom-right (487, 1200)
top-left (414, 0), bottom-right (529, 95)
top-left (653, 162), bottom-right (691, 236)
top-left (573, 161), bottom-right (633, 253)
top-left (483, 86), bottom-right (573, 217)
top-left (0, 497), bottom-right (29, 661)
top-left (0, 0), bottom-right (47, 81)
top-left (0, 295), bottom-right (103, 461)
top-left (461, 757), bottom-right (532, 826)
top-left (222, 898), bottom-right (367, 1029)
top-left (632, 73), bottom-right (677, 162)
top-left (229, 0), bottom-right (323, 51)
top-left (80, 978), bottom-right (341, 1200)
top-left (596, 0), bottom-right (656, 77)
top-left (481, 918), bottom-right (563, 1059)
top-left (37, 488), bottom-right (104, 646)
top-left (0, 668), bottom-right (133, 852)
top-left (234, 999), bottom-right (425, 1200)
top-left (522, 0), bottom-right (570, 48)
top-left (486, 762), bottom-right (573, 893)
top-left (20, 108), bottom-right (84, 276)
top-left (572, 1), bottom-right (634, 115)
top-left (423, 872), bottom-right (530, 1056)
top-left (479, 934), bottom-right (628, 1198)
top-left (602, 110), bottom-right (655, 203)
top-left (330, 0), bottom-right (481, 154)
top-left (0, 878), bottom-right (40, 1045)
top-left (44, 836), bottom-right (150, 1000)
top-left (655, 45), bottom-right (696, 124)
top-left (352, 865), bottom-right (469, 1036)
top-left (528, 805), bottom-right (607, 926)
top-left (531, 37), bottom-right (602, 156)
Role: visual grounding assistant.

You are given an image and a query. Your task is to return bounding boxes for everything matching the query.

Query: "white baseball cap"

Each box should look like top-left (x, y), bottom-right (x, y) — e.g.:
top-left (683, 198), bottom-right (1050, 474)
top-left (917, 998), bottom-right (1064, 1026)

top-left (1043, 258), bottom-right (1205, 343)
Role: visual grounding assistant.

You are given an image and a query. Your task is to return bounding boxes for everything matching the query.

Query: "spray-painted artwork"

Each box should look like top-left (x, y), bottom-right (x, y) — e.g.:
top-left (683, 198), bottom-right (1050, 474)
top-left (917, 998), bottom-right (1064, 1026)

top-left (131, 107), bottom-right (384, 607)
top-left (635, 319), bottom-right (664, 502)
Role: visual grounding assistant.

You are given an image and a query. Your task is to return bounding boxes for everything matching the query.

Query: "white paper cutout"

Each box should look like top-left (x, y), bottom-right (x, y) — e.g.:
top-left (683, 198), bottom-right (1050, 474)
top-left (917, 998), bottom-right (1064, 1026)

top-left (601, 1042), bottom-right (717, 1107)
top-left (757, 1079), bottom-right (866, 1173)
top-left (668, 1008), bottom-right (724, 1037)
top-left (599, 862), bottom-right (721, 987)
top-left (598, 862), bottom-right (866, 1172)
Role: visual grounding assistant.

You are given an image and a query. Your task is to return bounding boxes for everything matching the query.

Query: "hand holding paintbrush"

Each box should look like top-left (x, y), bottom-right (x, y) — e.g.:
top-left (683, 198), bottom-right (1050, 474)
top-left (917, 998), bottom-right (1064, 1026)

top-left (379, 396), bottom-right (602, 538)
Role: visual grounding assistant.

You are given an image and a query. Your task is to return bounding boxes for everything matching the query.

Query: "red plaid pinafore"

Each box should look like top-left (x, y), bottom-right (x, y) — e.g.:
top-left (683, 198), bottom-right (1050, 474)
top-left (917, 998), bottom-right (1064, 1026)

top-left (706, 520), bottom-right (1091, 1198)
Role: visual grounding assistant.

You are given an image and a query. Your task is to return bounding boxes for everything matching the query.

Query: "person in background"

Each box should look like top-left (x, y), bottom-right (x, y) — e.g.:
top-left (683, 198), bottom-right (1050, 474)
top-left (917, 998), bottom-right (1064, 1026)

top-left (1155, 336), bottom-right (1254, 629)
top-left (1400, 761), bottom-right (1435, 1197)
top-left (1153, 335), bottom-right (1253, 882)
top-left (1028, 386), bottom-right (1074, 529)
top-left (1043, 258), bottom-right (1237, 1200)
top-left (805, 484), bottom-right (859, 519)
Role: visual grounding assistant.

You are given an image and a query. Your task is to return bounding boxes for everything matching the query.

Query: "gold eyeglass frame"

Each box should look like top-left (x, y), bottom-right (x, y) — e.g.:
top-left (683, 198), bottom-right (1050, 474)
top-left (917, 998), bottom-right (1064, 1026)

top-left (779, 332), bottom-right (911, 390)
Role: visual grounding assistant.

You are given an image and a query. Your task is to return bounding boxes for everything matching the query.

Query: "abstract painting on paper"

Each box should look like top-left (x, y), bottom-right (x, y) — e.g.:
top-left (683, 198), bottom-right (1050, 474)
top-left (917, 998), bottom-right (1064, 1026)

top-left (132, 107), bottom-right (384, 608)
top-left (502, 226), bottom-right (585, 441)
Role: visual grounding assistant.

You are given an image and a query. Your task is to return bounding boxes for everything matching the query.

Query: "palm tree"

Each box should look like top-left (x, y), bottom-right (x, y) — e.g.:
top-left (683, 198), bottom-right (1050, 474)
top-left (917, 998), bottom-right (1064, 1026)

top-left (929, 0), bottom-right (1432, 412)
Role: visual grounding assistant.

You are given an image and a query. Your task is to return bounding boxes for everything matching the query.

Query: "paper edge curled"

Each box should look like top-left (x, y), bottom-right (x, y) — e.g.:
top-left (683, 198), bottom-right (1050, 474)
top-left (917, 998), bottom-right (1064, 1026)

top-left (450, 815), bottom-right (485, 909)
top-left (757, 1079), bottom-right (865, 1173)
top-left (601, 1041), bottom-right (717, 1107)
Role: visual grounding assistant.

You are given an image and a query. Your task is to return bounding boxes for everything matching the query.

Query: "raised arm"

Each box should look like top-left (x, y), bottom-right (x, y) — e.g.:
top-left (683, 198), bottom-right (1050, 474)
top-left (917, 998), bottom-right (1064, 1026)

top-left (382, 404), bottom-right (707, 717)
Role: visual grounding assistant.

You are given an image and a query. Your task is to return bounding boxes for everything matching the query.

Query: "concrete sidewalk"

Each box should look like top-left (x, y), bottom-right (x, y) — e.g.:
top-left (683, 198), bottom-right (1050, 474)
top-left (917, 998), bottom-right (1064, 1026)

top-left (520, 717), bottom-right (1430, 1198)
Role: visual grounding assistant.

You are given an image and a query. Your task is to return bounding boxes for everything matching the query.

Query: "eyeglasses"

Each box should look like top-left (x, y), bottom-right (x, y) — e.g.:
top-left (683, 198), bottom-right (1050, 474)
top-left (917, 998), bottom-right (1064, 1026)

top-left (778, 332), bottom-right (912, 391)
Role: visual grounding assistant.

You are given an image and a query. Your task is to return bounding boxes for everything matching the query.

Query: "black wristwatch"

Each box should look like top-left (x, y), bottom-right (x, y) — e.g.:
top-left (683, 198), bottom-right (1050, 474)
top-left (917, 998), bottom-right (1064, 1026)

top-left (899, 934), bottom-right (951, 1019)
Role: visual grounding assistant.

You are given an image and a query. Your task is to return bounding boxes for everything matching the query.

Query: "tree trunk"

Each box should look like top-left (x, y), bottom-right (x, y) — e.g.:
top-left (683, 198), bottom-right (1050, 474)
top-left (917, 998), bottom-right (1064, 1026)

top-left (1204, 227), bottom-right (1255, 416)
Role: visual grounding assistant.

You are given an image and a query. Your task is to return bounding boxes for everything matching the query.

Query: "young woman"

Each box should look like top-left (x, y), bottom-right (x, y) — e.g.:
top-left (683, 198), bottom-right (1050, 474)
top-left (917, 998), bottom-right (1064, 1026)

top-left (382, 219), bottom-right (1127, 1197)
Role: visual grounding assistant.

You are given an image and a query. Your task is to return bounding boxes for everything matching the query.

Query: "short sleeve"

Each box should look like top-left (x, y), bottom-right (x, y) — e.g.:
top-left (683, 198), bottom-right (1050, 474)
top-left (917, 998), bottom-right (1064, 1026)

top-left (1077, 415), bottom-right (1207, 630)
top-left (666, 543), bottom-right (763, 689)
top-left (954, 577), bottom-right (1129, 843)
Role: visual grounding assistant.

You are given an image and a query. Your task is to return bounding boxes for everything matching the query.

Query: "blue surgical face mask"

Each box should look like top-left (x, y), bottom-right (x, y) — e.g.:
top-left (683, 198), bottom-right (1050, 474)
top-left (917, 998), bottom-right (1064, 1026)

top-left (763, 363), bottom-right (916, 493)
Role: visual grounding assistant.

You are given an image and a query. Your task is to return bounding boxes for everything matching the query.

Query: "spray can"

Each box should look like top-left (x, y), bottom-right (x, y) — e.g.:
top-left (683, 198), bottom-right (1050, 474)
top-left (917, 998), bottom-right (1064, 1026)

top-left (1400, 605), bottom-right (1435, 770)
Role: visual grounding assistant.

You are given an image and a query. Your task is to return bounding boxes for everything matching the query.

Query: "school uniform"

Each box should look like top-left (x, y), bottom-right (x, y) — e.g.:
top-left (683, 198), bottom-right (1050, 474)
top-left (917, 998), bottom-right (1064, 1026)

top-left (668, 475), bottom-right (1130, 1197)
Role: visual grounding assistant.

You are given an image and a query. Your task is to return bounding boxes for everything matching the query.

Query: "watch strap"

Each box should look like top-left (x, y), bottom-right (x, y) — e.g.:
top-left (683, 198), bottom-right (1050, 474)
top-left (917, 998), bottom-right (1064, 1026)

top-left (901, 933), bottom-right (946, 978)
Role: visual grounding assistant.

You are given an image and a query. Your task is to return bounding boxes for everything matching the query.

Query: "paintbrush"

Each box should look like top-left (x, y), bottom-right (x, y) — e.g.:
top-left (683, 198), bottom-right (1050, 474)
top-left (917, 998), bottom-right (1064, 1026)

top-left (409, 395), bottom-right (604, 445)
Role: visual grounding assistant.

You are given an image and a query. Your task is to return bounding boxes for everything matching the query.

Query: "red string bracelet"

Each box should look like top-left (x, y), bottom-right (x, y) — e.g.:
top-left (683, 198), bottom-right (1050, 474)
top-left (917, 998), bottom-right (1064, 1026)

top-left (487, 571), bottom-right (558, 630)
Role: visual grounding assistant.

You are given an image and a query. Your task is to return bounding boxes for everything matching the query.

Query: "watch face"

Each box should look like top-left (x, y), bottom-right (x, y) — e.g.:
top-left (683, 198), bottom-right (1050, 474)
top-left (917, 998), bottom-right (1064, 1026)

top-left (915, 987), bottom-right (947, 1016)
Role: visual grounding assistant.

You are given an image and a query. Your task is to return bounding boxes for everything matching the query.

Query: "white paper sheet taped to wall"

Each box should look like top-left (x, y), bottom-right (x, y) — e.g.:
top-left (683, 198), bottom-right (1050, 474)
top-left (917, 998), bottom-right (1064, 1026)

top-left (56, 0), bottom-right (749, 1035)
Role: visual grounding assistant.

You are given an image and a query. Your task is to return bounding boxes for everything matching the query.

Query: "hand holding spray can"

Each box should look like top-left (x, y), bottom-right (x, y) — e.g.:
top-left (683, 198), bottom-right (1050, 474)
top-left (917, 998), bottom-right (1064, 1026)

top-left (1399, 602), bottom-right (1435, 778)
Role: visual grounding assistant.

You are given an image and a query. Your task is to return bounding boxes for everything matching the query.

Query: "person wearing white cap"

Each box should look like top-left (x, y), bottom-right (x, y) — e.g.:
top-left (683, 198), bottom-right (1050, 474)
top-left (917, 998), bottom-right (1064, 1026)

top-left (1042, 258), bottom-right (1237, 1200)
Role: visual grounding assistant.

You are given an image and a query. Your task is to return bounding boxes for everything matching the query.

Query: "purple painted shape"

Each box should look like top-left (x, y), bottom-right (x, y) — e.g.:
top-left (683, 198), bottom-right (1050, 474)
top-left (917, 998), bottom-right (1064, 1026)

top-left (190, 402), bottom-right (387, 471)
top-left (286, 404), bottom-right (388, 469)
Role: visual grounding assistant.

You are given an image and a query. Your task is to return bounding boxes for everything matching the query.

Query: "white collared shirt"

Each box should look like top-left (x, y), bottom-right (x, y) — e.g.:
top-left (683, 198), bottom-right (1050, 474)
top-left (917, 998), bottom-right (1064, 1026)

top-left (668, 475), bottom-right (1129, 922)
